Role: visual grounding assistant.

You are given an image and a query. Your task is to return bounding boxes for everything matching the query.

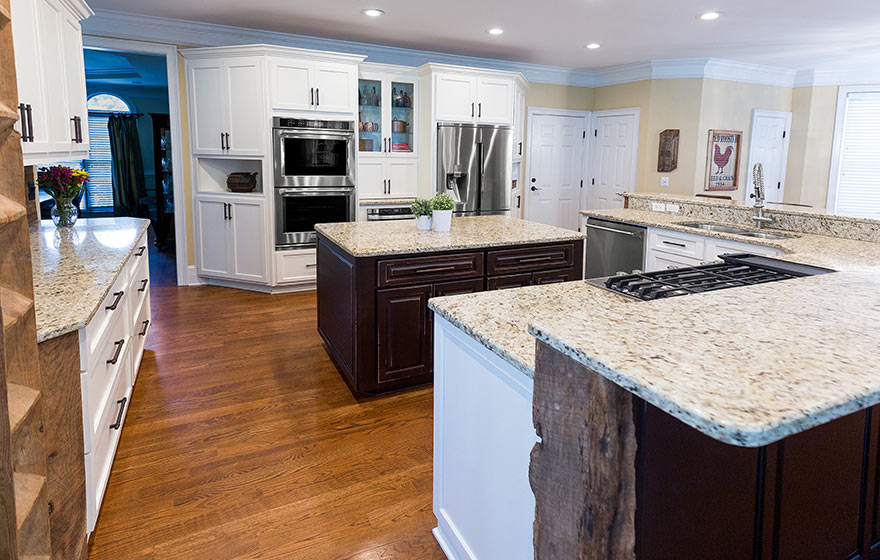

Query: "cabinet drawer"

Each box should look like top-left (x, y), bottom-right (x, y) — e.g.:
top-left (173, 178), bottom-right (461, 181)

top-left (131, 251), bottom-right (150, 315)
top-left (84, 348), bottom-right (131, 533)
top-left (648, 229), bottom-right (704, 259)
top-left (703, 238), bottom-right (781, 262)
top-left (130, 294), bottom-right (151, 387)
top-left (81, 314), bottom-right (130, 453)
top-left (80, 271), bottom-right (132, 371)
top-left (378, 252), bottom-right (483, 287)
top-left (532, 269), bottom-right (576, 285)
top-left (486, 244), bottom-right (573, 275)
top-left (645, 251), bottom-right (703, 272)
top-left (276, 250), bottom-right (317, 285)
top-left (433, 278), bottom-right (485, 297)
top-left (487, 273), bottom-right (532, 291)
top-left (128, 232), bottom-right (149, 280)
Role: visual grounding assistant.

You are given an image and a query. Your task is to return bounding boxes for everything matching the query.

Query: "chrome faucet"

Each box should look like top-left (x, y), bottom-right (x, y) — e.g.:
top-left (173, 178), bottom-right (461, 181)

top-left (751, 163), bottom-right (776, 229)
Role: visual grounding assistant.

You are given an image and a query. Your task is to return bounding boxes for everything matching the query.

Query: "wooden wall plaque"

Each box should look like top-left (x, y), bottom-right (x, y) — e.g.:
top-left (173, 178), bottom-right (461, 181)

top-left (657, 129), bottom-right (679, 172)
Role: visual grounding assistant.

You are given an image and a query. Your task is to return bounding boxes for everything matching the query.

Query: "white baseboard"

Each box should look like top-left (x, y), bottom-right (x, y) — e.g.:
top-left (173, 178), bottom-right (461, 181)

top-left (185, 265), bottom-right (202, 286)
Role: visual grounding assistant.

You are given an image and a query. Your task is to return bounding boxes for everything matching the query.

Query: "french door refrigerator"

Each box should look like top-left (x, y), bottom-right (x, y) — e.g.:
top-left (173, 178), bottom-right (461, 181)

top-left (437, 123), bottom-right (512, 216)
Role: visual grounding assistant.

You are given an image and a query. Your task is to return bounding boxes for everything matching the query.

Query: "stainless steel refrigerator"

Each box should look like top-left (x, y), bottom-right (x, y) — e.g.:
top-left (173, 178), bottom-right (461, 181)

top-left (437, 123), bottom-right (512, 216)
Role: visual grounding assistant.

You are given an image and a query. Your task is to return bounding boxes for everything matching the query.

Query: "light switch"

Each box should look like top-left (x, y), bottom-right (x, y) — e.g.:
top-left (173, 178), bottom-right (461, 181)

top-left (666, 203), bottom-right (681, 213)
top-left (651, 202), bottom-right (665, 212)
top-left (660, 177), bottom-right (670, 187)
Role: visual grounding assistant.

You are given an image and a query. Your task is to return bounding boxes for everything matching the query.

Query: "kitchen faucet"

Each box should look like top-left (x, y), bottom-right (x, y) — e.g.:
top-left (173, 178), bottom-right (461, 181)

top-left (751, 163), bottom-right (776, 229)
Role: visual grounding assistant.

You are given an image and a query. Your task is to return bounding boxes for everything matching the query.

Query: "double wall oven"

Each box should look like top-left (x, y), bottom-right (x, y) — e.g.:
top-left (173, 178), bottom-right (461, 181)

top-left (273, 117), bottom-right (356, 249)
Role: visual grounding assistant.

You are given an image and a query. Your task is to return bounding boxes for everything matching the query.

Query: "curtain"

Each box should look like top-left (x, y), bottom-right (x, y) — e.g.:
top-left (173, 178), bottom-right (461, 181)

top-left (108, 114), bottom-right (147, 217)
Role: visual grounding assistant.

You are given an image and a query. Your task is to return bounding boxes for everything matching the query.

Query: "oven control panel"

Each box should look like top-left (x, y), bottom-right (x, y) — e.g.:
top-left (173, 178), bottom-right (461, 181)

top-left (274, 117), bottom-right (353, 130)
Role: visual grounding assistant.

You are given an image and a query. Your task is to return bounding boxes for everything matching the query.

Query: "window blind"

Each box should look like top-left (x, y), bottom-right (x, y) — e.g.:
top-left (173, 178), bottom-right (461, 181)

top-left (833, 92), bottom-right (880, 219)
top-left (83, 114), bottom-right (114, 210)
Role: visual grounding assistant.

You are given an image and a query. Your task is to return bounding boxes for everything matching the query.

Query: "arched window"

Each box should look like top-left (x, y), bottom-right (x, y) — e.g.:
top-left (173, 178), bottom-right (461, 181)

top-left (87, 93), bottom-right (131, 113)
top-left (82, 93), bottom-right (135, 210)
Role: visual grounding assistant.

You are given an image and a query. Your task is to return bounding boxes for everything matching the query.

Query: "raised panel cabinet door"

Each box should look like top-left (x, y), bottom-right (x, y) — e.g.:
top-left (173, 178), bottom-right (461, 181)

top-left (433, 278), bottom-right (485, 297)
top-left (36, 0), bottom-right (71, 154)
top-left (512, 88), bottom-right (525, 159)
top-left (196, 198), bottom-right (231, 278)
top-left (386, 159), bottom-right (419, 198)
top-left (357, 159), bottom-right (387, 198)
top-left (476, 77), bottom-right (514, 125)
top-left (269, 58), bottom-right (313, 111)
top-left (188, 61), bottom-right (226, 155)
top-left (61, 12), bottom-right (89, 152)
top-left (312, 63), bottom-right (357, 113)
top-left (225, 59), bottom-right (266, 156)
top-left (11, 0), bottom-right (51, 154)
top-left (376, 285), bottom-right (433, 383)
top-left (487, 273), bottom-right (532, 291)
top-left (434, 74), bottom-right (477, 122)
top-left (229, 199), bottom-right (268, 283)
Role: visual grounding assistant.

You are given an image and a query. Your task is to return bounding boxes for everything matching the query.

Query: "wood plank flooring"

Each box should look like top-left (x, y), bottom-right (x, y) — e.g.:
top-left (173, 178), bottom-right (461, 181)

top-left (87, 279), bottom-right (445, 559)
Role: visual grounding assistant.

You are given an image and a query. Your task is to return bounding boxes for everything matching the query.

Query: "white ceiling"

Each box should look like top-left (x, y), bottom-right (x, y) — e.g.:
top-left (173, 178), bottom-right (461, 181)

top-left (85, 0), bottom-right (880, 71)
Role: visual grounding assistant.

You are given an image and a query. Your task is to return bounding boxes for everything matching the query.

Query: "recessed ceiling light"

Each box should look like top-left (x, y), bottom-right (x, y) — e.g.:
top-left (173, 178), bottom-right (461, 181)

top-left (488, 27), bottom-right (504, 35)
top-left (586, 43), bottom-right (601, 50)
top-left (698, 11), bottom-right (721, 20)
top-left (361, 8), bottom-right (384, 17)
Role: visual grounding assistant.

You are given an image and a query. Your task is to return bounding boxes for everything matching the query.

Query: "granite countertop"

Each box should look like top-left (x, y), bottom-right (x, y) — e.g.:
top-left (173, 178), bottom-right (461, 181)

top-left (31, 218), bottom-right (151, 342)
top-left (429, 209), bottom-right (880, 447)
top-left (315, 215), bottom-right (584, 257)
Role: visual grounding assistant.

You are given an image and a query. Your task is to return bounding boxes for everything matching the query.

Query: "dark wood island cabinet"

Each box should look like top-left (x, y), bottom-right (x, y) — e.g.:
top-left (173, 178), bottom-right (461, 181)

top-left (315, 216), bottom-right (584, 395)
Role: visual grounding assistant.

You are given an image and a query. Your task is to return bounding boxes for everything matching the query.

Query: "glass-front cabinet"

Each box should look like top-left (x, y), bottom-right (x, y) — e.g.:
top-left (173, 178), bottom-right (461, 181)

top-left (358, 73), bottom-right (418, 157)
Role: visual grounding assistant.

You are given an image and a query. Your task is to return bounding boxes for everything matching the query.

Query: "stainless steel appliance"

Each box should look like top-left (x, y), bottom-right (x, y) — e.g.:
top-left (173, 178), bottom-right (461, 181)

top-left (591, 253), bottom-right (833, 301)
top-left (366, 207), bottom-right (415, 221)
top-left (273, 117), bottom-right (356, 188)
top-left (585, 217), bottom-right (647, 279)
top-left (275, 188), bottom-right (354, 249)
top-left (437, 123), bottom-right (512, 216)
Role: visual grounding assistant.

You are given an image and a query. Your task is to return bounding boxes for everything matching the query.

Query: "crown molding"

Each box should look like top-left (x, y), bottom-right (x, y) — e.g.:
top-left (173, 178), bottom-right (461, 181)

top-left (794, 67), bottom-right (880, 87)
top-left (179, 44), bottom-right (364, 64)
top-left (593, 59), bottom-right (797, 88)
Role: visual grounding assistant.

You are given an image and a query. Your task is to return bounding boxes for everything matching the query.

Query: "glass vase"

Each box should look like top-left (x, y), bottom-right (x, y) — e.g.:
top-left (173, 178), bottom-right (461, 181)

top-left (51, 199), bottom-right (78, 228)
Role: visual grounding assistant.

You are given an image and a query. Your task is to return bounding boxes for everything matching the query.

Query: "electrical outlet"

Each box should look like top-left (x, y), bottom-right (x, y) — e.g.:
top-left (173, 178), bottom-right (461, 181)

top-left (651, 202), bottom-right (666, 212)
top-left (660, 177), bottom-right (670, 187)
top-left (666, 203), bottom-right (681, 213)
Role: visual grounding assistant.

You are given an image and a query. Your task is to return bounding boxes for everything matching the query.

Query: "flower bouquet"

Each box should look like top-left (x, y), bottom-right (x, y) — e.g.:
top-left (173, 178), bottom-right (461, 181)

top-left (37, 166), bottom-right (89, 227)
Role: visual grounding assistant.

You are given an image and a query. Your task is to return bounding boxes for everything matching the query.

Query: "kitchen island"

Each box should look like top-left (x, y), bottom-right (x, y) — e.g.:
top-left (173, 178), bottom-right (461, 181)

top-left (428, 209), bottom-right (880, 559)
top-left (314, 215), bottom-right (584, 395)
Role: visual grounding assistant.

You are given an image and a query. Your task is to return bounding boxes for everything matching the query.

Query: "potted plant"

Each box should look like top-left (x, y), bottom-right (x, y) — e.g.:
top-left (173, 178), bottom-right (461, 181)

top-left (37, 166), bottom-right (89, 228)
top-left (411, 198), bottom-right (433, 231)
top-left (431, 193), bottom-right (455, 232)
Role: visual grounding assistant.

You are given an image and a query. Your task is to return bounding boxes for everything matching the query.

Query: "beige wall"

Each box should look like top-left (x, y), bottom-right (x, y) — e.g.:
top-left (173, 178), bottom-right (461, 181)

top-left (525, 83), bottom-right (593, 111)
top-left (785, 85), bottom-right (838, 209)
top-left (177, 52), bottom-right (196, 266)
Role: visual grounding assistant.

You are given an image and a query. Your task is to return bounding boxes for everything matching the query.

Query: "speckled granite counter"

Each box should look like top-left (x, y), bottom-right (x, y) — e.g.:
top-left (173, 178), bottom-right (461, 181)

top-left (358, 197), bottom-right (416, 206)
top-left (316, 215), bottom-right (584, 257)
top-left (429, 209), bottom-right (880, 447)
top-left (31, 217), bottom-right (150, 342)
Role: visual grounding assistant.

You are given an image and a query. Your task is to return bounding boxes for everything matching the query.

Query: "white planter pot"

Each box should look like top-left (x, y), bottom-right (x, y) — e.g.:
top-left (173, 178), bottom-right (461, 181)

top-left (416, 215), bottom-right (432, 230)
top-left (432, 209), bottom-right (453, 232)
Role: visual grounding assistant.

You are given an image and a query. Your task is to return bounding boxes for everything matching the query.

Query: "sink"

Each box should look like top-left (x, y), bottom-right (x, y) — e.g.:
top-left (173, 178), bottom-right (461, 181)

top-left (675, 222), bottom-right (798, 240)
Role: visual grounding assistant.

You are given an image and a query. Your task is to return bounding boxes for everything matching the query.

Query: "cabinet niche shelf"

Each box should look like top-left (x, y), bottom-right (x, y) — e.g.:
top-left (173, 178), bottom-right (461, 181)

top-left (196, 158), bottom-right (263, 195)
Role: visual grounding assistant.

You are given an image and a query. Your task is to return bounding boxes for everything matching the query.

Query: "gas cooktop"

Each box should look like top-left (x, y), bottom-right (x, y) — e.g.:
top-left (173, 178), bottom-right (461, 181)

top-left (591, 253), bottom-right (834, 301)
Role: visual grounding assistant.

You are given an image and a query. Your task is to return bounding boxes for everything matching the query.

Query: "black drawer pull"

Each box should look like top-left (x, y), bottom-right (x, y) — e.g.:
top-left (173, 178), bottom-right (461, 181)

top-left (109, 397), bottom-right (127, 430)
top-left (105, 291), bottom-right (124, 311)
top-left (413, 266), bottom-right (458, 274)
top-left (138, 279), bottom-right (148, 292)
top-left (517, 255), bottom-right (556, 264)
top-left (661, 240), bottom-right (687, 248)
top-left (107, 339), bottom-right (124, 365)
top-left (135, 246), bottom-right (146, 257)
top-left (139, 320), bottom-right (150, 336)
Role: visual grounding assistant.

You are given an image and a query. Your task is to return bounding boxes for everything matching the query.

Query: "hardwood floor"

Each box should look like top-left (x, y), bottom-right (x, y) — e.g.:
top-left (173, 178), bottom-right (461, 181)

top-left (87, 282), bottom-right (445, 559)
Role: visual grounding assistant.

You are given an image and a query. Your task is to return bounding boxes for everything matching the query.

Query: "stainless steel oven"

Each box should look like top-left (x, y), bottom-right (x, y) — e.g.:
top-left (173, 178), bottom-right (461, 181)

top-left (273, 117), bottom-right (356, 188)
top-left (275, 188), bottom-right (355, 249)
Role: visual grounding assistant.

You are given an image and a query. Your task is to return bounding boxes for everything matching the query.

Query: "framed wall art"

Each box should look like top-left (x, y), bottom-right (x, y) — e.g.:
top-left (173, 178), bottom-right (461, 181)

top-left (658, 129), bottom-right (679, 172)
top-left (705, 129), bottom-right (742, 191)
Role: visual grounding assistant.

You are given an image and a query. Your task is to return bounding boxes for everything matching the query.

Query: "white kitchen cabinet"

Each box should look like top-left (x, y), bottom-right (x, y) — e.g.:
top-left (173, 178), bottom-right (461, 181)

top-left (433, 72), bottom-right (515, 125)
top-left (357, 159), bottom-right (418, 199)
top-left (644, 226), bottom-right (783, 272)
top-left (10, 0), bottom-right (91, 164)
top-left (195, 194), bottom-right (268, 284)
top-left (386, 160), bottom-right (419, 197)
top-left (476, 77), bottom-right (514, 124)
top-left (275, 249), bottom-right (317, 285)
top-left (269, 57), bottom-right (357, 114)
top-left (512, 87), bottom-right (526, 162)
top-left (187, 57), bottom-right (266, 157)
top-left (703, 237), bottom-right (781, 261)
top-left (357, 159), bottom-right (387, 198)
top-left (646, 250), bottom-right (703, 272)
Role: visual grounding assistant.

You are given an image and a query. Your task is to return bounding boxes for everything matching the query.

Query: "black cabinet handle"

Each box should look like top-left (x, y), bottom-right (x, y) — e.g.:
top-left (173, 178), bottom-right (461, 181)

top-left (478, 102), bottom-right (482, 118)
top-left (471, 102), bottom-right (474, 118)
top-left (25, 105), bottom-right (34, 142)
top-left (138, 278), bottom-right (148, 292)
top-left (70, 117), bottom-right (77, 142)
top-left (105, 291), bottom-right (124, 311)
top-left (388, 179), bottom-right (391, 194)
top-left (18, 103), bottom-right (28, 142)
top-left (310, 88), bottom-right (314, 106)
top-left (77, 116), bottom-right (83, 143)
top-left (135, 245), bottom-right (146, 257)
top-left (223, 203), bottom-right (228, 220)
top-left (109, 397), bottom-right (127, 430)
top-left (661, 240), bottom-right (687, 248)
top-left (139, 319), bottom-right (150, 336)
top-left (316, 88), bottom-right (319, 106)
top-left (107, 339), bottom-right (124, 365)
top-left (225, 132), bottom-right (230, 150)
top-left (220, 132), bottom-right (226, 150)
top-left (518, 142), bottom-right (522, 155)
top-left (227, 203), bottom-right (232, 220)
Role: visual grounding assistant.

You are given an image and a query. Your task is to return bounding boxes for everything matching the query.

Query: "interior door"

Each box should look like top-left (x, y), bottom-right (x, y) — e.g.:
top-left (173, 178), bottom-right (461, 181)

top-left (10, 0), bottom-right (49, 152)
top-left (36, 0), bottom-right (70, 154)
top-left (312, 63), bottom-right (356, 113)
top-left (189, 61), bottom-right (226, 155)
top-left (224, 59), bottom-right (265, 156)
top-left (61, 13), bottom-right (88, 152)
top-left (526, 114), bottom-right (586, 230)
top-left (270, 58), bottom-right (313, 111)
top-left (196, 197), bottom-right (231, 277)
top-left (746, 110), bottom-right (791, 204)
top-left (435, 74), bottom-right (477, 122)
top-left (590, 113), bottom-right (638, 210)
top-left (229, 199), bottom-right (267, 282)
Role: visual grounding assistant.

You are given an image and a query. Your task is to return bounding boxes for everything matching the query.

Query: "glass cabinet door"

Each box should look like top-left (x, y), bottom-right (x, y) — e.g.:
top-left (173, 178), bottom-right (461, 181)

top-left (390, 81), bottom-right (414, 154)
top-left (358, 79), bottom-right (382, 153)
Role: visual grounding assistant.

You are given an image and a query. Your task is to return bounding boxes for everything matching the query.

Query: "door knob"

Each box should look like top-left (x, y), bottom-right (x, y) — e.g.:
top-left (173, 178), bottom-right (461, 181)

top-left (531, 186), bottom-right (541, 191)
top-left (531, 178), bottom-right (536, 183)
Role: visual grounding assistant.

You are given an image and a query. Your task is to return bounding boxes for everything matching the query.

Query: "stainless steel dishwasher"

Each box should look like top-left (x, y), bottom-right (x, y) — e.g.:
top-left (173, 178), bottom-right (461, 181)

top-left (585, 217), bottom-right (647, 279)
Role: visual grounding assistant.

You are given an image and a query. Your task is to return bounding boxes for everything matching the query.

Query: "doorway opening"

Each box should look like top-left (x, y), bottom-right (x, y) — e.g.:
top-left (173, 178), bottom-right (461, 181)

top-left (745, 109), bottom-right (791, 204)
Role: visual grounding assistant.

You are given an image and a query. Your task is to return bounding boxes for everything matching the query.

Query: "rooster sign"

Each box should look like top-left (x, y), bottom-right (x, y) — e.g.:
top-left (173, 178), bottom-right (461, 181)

top-left (705, 129), bottom-right (742, 191)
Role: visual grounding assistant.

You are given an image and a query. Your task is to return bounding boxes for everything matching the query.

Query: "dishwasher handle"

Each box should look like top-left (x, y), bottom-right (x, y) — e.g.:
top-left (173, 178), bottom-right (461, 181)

top-left (585, 223), bottom-right (643, 239)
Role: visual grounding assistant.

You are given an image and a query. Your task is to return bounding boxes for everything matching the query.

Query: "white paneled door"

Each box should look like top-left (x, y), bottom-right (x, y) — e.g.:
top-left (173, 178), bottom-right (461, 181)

top-left (746, 110), bottom-right (791, 204)
top-left (525, 114), bottom-right (586, 231)
top-left (590, 112), bottom-right (638, 210)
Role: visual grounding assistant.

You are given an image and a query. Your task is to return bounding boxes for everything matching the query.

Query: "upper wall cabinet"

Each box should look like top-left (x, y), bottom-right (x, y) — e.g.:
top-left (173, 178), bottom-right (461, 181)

top-left (10, 0), bottom-right (92, 165)
top-left (432, 71), bottom-right (516, 125)
top-left (270, 58), bottom-right (359, 114)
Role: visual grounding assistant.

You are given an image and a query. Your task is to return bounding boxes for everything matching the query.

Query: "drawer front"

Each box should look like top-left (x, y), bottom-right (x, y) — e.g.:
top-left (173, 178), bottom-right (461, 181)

top-left (648, 229), bottom-right (704, 259)
top-left (703, 239), bottom-right (781, 262)
top-left (131, 250), bottom-right (150, 313)
top-left (276, 250), bottom-right (317, 285)
top-left (128, 233), bottom-right (149, 280)
top-left (81, 271), bottom-right (132, 371)
top-left (486, 244), bottom-right (573, 275)
top-left (433, 278), bottom-right (485, 297)
top-left (81, 315), bottom-right (131, 451)
top-left (645, 250), bottom-right (704, 272)
top-left (532, 268), bottom-right (576, 285)
top-left (378, 252), bottom-right (484, 288)
top-left (130, 294), bottom-right (151, 386)
top-left (84, 349), bottom-right (131, 533)
top-left (487, 273), bottom-right (532, 291)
